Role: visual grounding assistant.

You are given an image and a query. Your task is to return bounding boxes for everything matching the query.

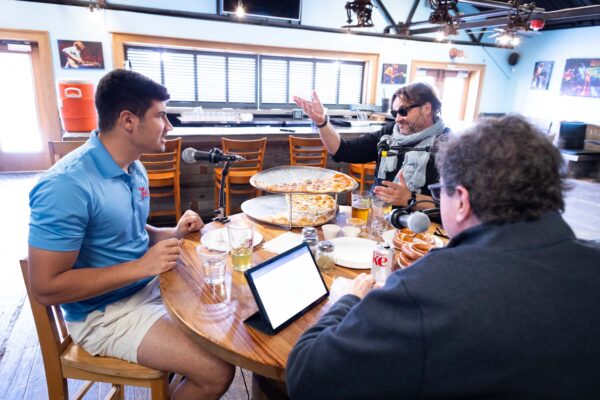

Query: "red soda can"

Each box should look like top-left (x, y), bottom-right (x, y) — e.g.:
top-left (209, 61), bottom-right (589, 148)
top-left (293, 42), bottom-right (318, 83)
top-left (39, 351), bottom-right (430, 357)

top-left (371, 242), bottom-right (394, 285)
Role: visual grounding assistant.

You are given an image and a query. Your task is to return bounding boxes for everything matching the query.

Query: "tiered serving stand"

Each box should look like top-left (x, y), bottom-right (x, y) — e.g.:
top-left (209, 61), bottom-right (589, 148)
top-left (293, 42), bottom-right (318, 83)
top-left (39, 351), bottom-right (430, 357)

top-left (243, 166), bottom-right (358, 229)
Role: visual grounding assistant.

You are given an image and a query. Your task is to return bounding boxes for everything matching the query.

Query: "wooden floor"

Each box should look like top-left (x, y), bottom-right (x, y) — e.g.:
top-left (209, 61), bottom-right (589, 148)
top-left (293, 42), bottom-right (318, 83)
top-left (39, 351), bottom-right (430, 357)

top-left (0, 172), bottom-right (599, 399)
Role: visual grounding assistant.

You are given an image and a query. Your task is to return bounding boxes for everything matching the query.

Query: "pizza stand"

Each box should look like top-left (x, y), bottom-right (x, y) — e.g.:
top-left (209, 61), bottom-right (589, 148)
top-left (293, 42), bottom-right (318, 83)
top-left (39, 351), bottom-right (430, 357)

top-left (246, 166), bottom-right (358, 229)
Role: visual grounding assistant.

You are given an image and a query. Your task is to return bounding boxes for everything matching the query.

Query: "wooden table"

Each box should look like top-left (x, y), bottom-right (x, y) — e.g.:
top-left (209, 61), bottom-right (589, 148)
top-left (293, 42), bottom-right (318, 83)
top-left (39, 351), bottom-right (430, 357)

top-left (159, 206), bottom-right (366, 381)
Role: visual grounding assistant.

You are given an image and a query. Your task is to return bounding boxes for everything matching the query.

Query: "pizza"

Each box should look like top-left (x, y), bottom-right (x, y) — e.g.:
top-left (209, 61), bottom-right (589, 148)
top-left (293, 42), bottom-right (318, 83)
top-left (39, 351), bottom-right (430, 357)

top-left (258, 173), bottom-right (356, 194)
top-left (263, 194), bottom-right (337, 227)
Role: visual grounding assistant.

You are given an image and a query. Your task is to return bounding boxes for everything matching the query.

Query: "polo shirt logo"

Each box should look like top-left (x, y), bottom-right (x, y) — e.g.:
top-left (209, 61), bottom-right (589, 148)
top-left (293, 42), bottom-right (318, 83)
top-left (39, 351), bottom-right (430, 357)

top-left (138, 186), bottom-right (150, 200)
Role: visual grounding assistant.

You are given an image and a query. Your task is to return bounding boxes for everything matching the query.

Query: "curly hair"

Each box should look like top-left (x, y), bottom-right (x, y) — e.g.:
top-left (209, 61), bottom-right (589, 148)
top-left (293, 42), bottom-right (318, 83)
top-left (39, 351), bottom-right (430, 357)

top-left (95, 69), bottom-right (170, 132)
top-left (435, 114), bottom-right (568, 224)
top-left (392, 82), bottom-right (442, 119)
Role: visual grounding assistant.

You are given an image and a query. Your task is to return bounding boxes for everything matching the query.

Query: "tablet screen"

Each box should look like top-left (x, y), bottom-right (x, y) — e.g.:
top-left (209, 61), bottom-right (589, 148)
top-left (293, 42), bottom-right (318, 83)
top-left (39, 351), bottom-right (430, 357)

top-left (246, 243), bottom-right (328, 331)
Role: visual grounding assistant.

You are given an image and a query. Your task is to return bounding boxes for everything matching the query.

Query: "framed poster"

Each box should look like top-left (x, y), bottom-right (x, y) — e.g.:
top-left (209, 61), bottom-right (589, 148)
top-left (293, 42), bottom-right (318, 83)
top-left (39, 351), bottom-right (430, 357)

top-left (531, 61), bottom-right (553, 90)
top-left (58, 40), bottom-right (104, 69)
top-left (382, 63), bottom-right (407, 84)
top-left (560, 58), bottom-right (600, 98)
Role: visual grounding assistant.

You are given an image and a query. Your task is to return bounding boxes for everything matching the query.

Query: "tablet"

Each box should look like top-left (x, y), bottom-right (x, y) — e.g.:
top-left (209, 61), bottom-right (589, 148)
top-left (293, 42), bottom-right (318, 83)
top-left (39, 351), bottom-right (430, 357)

top-left (244, 242), bottom-right (329, 335)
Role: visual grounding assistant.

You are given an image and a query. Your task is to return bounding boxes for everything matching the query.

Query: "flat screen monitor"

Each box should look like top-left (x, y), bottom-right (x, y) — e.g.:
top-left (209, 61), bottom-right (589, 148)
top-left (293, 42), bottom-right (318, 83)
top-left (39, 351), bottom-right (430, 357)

top-left (558, 121), bottom-right (586, 150)
top-left (220, 0), bottom-right (302, 21)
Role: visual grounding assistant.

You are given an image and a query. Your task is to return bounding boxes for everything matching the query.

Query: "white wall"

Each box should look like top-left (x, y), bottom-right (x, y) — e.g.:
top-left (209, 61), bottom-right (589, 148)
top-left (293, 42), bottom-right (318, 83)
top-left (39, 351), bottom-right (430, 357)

top-left (0, 0), bottom-right (538, 116)
top-left (507, 25), bottom-right (600, 125)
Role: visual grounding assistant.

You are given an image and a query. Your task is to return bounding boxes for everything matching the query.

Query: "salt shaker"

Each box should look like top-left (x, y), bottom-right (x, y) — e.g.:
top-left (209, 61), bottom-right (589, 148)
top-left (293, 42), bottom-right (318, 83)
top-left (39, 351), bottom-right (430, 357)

top-left (302, 226), bottom-right (318, 255)
top-left (316, 240), bottom-right (335, 273)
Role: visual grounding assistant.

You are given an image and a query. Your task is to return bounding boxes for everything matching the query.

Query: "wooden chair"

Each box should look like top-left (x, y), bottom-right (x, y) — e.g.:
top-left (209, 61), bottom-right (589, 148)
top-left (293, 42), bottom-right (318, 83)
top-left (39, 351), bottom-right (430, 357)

top-left (347, 162), bottom-right (376, 202)
top-left (288, 135), bottom-right (328, 168)
top-left (19, 259), bottom-right (169, 400)
top-left (214, 137), bottom-right (267, 216)
top-left (48, 140), bottom-right (86, 165)
top-left (140, 138), bottom-right (182, 222)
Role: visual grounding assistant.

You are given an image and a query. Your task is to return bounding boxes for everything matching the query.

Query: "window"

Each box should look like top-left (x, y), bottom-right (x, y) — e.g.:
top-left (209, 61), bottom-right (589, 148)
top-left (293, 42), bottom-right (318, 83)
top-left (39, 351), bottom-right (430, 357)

top-left (125, 45), bottom-right (364, 108)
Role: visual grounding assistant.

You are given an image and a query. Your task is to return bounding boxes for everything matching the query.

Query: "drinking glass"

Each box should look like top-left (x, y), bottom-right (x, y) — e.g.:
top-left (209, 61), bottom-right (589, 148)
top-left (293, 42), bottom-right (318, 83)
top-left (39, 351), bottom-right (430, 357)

top-left (351, 190), bottom-right (372, 223)
top-left (196, 245), bottom-right (228, 285)
top-left (370, 197), bottom-right (391, 238)
top-left (227, 222), bottom-right (254, 272)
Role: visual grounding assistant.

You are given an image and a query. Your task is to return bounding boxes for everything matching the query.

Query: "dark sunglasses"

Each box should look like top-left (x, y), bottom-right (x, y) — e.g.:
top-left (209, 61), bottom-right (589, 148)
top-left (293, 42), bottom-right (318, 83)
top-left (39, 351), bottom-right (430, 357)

top-left (391, 103), bottom-right (423, 118)
top-left (427, 183), bottom-right (453, 202)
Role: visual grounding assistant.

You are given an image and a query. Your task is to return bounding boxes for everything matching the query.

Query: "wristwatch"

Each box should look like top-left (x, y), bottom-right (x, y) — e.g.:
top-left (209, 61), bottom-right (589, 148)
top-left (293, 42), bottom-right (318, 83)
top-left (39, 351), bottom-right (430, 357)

top-left (316, 116), bottom-right (329, 128)
top-left (407, 191), bottom-right (417, 207)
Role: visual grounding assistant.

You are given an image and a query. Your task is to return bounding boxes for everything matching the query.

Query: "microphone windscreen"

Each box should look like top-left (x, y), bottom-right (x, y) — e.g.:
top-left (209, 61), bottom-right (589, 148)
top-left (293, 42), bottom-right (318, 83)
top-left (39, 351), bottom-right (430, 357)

top-left (407, 212), bottom-right (430, 233)
top-left (182, 147), bottom-right (196, 164)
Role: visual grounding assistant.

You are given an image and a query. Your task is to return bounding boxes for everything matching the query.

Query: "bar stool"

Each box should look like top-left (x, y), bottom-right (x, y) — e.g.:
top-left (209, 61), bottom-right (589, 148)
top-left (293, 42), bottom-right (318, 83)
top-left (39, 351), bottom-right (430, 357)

top-left (214, 137), bottom-right (267, 216)
top-left (347, 162), bottom-right (376, 202)
top-left (288, 135), bottom-right (328, 167)
top-left (140, 137), bottom-right (182, 222)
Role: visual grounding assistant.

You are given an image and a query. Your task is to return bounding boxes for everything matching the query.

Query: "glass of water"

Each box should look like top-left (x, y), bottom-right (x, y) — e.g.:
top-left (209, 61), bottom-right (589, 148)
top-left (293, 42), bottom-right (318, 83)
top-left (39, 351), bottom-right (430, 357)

top-left (370, 197), bottom-right (391, 238)
top-left (196, 245), bottom-right (228, 285)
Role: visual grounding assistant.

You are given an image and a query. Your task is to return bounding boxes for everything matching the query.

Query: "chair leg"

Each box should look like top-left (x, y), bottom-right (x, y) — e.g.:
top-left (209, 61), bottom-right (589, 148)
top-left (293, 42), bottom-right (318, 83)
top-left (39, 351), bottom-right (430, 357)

top-left (150, 376), bottom-right (170, 400)
top-left (174, 180), bottom-right (181, 221)
top-left (46, 373), bottom-right (69, 400)
top-left (214, 181), bottom-right (220, 211)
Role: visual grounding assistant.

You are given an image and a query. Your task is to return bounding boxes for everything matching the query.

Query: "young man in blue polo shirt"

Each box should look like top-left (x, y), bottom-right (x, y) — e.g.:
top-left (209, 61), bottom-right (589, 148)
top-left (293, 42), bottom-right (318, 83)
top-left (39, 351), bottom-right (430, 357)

top-left (28, 69), bottom-right (234, 400)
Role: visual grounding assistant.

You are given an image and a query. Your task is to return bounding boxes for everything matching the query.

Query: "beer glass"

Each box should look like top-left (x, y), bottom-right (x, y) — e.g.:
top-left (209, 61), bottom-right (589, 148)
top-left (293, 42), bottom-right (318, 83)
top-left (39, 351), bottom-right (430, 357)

top-left (351, 190), bottom-right (372, 223)
top-left (227, 222), bottom-right (254, 272)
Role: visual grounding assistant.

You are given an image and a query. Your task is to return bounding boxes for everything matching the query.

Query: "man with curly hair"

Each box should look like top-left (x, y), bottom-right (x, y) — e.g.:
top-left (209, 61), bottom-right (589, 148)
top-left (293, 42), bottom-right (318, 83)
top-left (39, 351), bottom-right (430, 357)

top-left (286, 114), bottom-right (600, 399)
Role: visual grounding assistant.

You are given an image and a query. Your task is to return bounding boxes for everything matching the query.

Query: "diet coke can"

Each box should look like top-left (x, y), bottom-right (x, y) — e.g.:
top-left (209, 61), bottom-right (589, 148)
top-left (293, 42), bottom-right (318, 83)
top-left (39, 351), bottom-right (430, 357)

top-left (371, 242), bottom-right (394, 285)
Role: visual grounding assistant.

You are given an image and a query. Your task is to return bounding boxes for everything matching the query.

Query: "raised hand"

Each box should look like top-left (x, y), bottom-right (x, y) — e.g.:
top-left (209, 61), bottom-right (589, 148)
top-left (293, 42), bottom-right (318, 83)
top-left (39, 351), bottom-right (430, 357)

top-left (373, 171), bottom-right (412, 207)
top-left (292, 90), bottom-right (326, 125)
top-left (139, 238), bottom-right (181, 276)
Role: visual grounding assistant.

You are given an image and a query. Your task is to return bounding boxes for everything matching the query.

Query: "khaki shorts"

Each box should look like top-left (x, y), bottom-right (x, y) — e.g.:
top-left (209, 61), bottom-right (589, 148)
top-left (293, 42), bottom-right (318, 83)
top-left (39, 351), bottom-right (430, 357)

top-left (66, 277), bottom-right (168, 363)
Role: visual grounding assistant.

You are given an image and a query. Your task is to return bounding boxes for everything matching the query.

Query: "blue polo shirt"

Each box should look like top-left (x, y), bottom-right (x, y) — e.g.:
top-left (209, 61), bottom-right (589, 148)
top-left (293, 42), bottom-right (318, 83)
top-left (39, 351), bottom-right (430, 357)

top-left (28, 131), bottom-right (152, 322)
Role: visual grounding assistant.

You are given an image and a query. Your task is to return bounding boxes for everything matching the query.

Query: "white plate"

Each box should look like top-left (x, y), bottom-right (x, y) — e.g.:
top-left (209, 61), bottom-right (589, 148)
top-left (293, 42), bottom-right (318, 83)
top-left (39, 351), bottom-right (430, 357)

top-left (330, 237), bottom-right (377, 269)
top-left (201, 228), bottom-right (263, 252)
top-left (382, 229), bottom-right (444, 248)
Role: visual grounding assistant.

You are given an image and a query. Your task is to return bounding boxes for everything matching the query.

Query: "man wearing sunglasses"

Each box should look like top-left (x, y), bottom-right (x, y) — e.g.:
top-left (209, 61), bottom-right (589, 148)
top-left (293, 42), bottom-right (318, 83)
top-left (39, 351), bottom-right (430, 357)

top-left (287, 114), bottom-right (600, 399)
top-left (293, 82), bottom-right (449, 208)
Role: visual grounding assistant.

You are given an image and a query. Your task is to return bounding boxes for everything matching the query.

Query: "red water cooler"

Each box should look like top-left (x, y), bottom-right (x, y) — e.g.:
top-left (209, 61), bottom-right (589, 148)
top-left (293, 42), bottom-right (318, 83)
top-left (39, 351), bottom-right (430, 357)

top-left (57, 79), bottom-right (98, 132)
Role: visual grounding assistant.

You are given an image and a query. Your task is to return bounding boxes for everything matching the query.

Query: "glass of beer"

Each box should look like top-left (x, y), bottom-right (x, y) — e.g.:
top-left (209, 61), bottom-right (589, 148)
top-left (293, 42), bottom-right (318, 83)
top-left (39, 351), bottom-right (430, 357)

top-left (227, 222), bottom-right (254, 272)
top-left (351, 190), bottom-right (372, 223)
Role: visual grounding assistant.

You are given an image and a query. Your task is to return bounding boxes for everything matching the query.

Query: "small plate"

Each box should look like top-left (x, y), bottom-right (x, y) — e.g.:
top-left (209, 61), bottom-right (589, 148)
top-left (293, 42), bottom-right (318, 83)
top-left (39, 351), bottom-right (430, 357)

top-left (330, 237), bottom-right (377, 269)
top-left (201, 228), bottom-right (263, 252)
top-left (382, 229), bottom-right (444, 249)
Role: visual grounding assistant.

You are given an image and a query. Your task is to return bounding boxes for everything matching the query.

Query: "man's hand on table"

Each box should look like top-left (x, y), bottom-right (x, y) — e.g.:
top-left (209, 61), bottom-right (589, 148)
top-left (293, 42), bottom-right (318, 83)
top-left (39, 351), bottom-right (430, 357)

top-left (175, 210), bottom-right (204, 239)
top-left (330, 273), bottom-right (377, 302)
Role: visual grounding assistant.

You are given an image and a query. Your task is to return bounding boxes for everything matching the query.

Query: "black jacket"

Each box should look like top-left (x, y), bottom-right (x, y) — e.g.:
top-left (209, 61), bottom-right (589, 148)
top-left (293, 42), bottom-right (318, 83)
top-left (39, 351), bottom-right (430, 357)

top-left (287, 212), bottom-right (600, 399)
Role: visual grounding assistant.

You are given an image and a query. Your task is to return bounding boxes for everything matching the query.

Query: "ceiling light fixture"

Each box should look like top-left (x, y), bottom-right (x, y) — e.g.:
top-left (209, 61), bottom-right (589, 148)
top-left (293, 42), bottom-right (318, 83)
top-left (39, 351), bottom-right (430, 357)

top-left (428, 0), bottom-right (461, 37)
top-left (342, 0), bottom-right (374, 29)
top-left (88, 0), bottom-right (105, 12)
top-left (493, 1), bottom-right (535, 47)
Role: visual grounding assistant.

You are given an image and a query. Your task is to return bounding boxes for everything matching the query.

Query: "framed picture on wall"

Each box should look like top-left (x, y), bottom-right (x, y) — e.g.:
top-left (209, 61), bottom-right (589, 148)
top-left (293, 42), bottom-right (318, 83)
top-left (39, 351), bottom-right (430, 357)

top-left (560, 58), bottom-right (600, 98)
top-left (530, 61), bottom-right (553, 90)
top-left (57, 40), bottom-right (104, 69)
top-left (381, 63), bottom-right (407, 84)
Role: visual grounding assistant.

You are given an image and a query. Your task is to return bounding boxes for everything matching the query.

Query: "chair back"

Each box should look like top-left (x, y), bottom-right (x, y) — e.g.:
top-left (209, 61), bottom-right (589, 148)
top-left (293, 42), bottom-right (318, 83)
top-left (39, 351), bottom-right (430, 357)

top-left (221, 137), bottom-right (267, 171)
top-left (48, 140), bottom-right (86, 165)
top-left (288, 135), bottom-right (328, 168)
top-left (20, 259), bottom-right (72, 393)
top-left (139, 138), bottom-right (182, 178)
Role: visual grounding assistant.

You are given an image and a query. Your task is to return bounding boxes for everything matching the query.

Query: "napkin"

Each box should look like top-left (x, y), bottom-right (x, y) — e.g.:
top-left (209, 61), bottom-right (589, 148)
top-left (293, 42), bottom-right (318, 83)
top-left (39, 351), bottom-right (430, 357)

top-left (262, 232), bottom-right (303, 254)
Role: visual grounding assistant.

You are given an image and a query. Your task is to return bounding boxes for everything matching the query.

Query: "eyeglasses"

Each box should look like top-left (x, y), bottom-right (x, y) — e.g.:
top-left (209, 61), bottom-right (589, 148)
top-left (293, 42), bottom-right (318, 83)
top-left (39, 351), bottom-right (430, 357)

top-left (427, 183), bottom-right (453, 202)
top-left (391, 103), bottom-right (423, 118)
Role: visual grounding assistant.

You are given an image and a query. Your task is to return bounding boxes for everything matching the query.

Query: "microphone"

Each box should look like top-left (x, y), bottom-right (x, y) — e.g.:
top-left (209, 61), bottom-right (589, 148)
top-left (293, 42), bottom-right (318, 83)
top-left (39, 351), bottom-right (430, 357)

top-left (377, 134), bottom-right (393, 153)
top-left (385, 209), bottom-right (431, 233)
top-left (182, 147), bottom-right (245, 164)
